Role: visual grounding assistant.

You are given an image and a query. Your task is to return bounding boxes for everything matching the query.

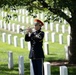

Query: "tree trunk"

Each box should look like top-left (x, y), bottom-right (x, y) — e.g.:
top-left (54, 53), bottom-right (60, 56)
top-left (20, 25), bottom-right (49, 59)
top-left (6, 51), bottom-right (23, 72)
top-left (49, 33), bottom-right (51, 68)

top-left (69, 23), bottom-right (76, 64)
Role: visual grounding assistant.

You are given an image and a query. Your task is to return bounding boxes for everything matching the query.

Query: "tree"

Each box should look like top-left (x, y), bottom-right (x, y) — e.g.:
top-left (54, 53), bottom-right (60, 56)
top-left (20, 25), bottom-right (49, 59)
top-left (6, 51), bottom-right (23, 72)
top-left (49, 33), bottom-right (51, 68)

top-left (0, 0), bottom-right (76, 64)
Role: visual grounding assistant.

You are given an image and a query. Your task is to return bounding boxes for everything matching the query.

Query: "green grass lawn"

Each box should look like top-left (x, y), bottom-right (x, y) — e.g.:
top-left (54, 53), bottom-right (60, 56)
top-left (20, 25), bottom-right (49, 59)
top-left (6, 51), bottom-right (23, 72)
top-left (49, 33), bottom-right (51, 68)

top-left (0, 41), bottom-right (30, 75)
top-left (0, 27), bottom-right (76, 75)
top-left (0, 41), bottom-right (76, 75)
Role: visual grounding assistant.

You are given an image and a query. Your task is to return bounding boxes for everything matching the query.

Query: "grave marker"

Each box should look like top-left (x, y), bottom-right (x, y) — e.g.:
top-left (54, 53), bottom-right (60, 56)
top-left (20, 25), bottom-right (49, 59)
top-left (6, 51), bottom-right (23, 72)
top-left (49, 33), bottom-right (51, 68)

top-left (60, 66), bottom-right (68, 75)
top-left (44, 42), bottom-right (49, 55)
top-left (51, 32), bottom-right (55, 43)
top-left (19, 56), bottom-right (24, 75)
top-left (8, 51), bottom-right (13, 69)
top-left (45, 31), bottom-right (49, 41)
top-left (14, 36), bottom-right (18, 47)
top-left (2, 33), bottom-right (6, 42)
top-left (50, 22), bottom-right (54, 31)
top-left (59, 34), bottom-right (63, 44)
top-left (8, 34), bottom-right (12, 44)
top-left (20, 37), bottom-right (25, 48)
top-left (44, 62), bottom-right (51, 75)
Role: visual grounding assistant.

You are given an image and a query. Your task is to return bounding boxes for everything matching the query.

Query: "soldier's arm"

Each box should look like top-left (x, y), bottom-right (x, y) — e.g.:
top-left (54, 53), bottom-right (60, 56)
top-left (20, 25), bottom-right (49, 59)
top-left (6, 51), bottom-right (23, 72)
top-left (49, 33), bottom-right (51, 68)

top-left (25, 33), bottom-right (31, 41)
top-left (33, 32), bottom-right (44, 42)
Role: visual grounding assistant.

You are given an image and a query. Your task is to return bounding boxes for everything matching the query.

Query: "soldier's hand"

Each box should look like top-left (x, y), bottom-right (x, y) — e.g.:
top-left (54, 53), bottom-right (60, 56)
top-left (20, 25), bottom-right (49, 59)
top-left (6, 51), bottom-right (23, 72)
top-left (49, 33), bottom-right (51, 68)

top-left (27, 27), bottom-right (32, 33)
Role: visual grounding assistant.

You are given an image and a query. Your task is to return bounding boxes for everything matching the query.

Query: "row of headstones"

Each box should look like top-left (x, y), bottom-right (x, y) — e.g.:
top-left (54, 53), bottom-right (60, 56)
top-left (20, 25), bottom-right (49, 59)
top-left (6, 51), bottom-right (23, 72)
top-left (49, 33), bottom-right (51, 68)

top-left (1, 31), bottom-right (70, 47)
top-left (8, 51), bottom-right (68, 75)
top-left (1, 32), bottom-right (50, 55)
top-left (0, 20), bottom-right (26, 33)
top-left (1, 32), bottom-right (69, 60)
top-left (0, 21), bottom-right (71, 44)
top-left (1, 10), bottom-right (42, 24)
top-left (45, 31), bottom-right (70, 45)
top-left (44, 42), bottom-right (69, 60)
top-left (0, 20), bottom-right (71, 44)
top-left (10, 8), bottom-right (70, 18)
top-left (1, 9), bottom-right (29, 17)
top-left (1, 8), bottom-right (69, 26)
top-left (1, 8), bottom-right (70, 25)
top-left (45, 23), bottom-right (71, 34)
top-left (2, 33), bottom-right (25, 48)
top-left (1, 11), bottom-right (34, 24)
top-left (0, 20), bottom-right (71, 34)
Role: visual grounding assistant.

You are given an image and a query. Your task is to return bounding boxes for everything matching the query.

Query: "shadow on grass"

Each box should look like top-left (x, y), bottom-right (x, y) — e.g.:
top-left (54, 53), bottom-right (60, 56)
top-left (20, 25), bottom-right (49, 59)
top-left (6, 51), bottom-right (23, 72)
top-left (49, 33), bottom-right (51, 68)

top-left (44, 54), bottom-right (76, 75)
top-left (44, 53), bottom-right (60, 62)
top-left (51, 66), bottom-right (76, 75)
top-left (0, 63), bottom-right (30, 75)
top-left (0, 56), bottom-right (76, 75)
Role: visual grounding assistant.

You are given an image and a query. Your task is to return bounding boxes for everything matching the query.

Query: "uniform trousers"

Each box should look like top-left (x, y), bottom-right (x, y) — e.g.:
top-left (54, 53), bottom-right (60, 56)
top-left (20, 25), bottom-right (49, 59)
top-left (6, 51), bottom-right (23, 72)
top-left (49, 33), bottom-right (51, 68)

top-left (31, 58), bottom-right (44, 75)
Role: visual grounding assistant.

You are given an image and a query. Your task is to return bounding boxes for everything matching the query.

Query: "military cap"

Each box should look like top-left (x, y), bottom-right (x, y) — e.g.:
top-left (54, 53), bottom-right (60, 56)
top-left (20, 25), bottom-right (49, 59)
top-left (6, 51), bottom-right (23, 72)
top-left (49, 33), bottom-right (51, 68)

top-left (34, 19), bottom-right (44, 26)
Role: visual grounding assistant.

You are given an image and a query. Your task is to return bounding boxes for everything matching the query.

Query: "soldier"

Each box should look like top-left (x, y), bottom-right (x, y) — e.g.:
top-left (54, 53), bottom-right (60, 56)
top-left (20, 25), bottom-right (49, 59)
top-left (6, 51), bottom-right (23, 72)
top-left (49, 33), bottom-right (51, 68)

top-left (25, 19), bottom-right (45, 75)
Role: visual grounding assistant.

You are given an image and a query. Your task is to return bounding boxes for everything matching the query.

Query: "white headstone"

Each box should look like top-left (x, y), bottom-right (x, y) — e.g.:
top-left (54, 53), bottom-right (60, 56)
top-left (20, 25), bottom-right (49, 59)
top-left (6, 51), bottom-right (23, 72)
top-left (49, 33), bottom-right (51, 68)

top-left (22, 16), bottom-right (25, 23)
top-left (30, 17), bottom-right (34, 25)
top-left (26, 17), bottom-right (29, 24)
top-left (44, 42), bottom-right (49, 55)
top-left (25, 10), bottom-right (29, 16)
top-left (64, 20), bottom-right (67, 24)
top-left (14, 36), bottom-right (18, 47)
top-left (18, 15), bottom-right (21, 22)
top-left (40, 12), bottom-right (44, 20)
top-left (64, 45), bottom-right (69, 60)
top-left (12, 23), bottom-right (15, 32)
top-left (8, 23), bottom-right (11, 31)
top-left (60, 66), bottom-right (68, 75)
top-left (22, 9), bottom-right (25, 15)
top-left (44, 22), bottom-right (48, 30)
top-left (51, 32), bottom-right (55, 43)
top-left (1, 11), bottom-right (4, 17)
top-left (30, 59), bottom-right (34, 75)
top-left (37, 13), bottom-right (40, 19)
top-left (16, 10), bottom-right (18, 13)
top-left (68, 26), bottom-right (71, 34)
top-left (17, 25), bottom-right (20, 33)
top-left (50, 22), bottom-right (54, 31)
top-left (4, 12), bottom-right (7, 17)
top-left (20, 37), bottom-right (25, 48)
top-left (28, 42), bottom-right (31, 51)
top-left (8, 51), bottom-right (13, 69)
top-left (67, 35), bottom-right (70, 46)
top-left (11, 16), bottom-right (14, 20)
top-left (19, 9), bottom-right (22, 14)
top-left (59, 34), bottom-right (63, 44)
top-left (4, 21), bottom-right (7, 30)
top-left (15, 17), bottom-right (17, 21)
top-left (62, 25), bottom-right (65, 33)
top-left (56, 24), bottom-right (59, 32)
top-left (45, 31), bottom-right (49, 41)
top-left (0, 20), bottom-right (3, 28)
top-left (8, 34), bottom-right (12, 44)
top-left (19, 56), bottom-right (24, 75)
top-left (44, 62), bottom-right (51, 75)
top-left (2, 33), bottom-right (6, 42)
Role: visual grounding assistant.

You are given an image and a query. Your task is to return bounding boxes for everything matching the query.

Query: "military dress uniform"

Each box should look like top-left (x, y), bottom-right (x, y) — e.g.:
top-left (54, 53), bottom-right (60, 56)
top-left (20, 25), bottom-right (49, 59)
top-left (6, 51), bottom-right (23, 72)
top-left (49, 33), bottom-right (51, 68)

top-left (25, 29), bottom-right (45, 75)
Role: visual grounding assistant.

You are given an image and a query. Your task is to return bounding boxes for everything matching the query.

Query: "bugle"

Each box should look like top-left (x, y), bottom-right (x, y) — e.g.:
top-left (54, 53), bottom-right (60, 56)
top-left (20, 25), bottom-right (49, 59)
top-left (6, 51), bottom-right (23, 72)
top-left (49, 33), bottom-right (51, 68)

top-left (19, 27), bottom-right (35, 32)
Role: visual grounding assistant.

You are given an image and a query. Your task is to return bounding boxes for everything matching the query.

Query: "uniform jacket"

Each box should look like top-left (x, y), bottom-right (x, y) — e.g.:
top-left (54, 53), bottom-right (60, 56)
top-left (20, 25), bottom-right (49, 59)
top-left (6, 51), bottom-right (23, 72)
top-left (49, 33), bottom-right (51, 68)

top-left (25, 29), bottom-right (45, 59)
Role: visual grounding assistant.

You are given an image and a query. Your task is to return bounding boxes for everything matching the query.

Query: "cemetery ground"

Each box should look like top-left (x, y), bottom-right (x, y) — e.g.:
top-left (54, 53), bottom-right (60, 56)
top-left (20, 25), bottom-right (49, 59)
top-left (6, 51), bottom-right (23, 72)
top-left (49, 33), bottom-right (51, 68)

top-left (0, 23), bottom-right (76, 75)
top-left (0, 9), bottom-right (76, 75)
top-left (0, 36), bottom-right (76, 75)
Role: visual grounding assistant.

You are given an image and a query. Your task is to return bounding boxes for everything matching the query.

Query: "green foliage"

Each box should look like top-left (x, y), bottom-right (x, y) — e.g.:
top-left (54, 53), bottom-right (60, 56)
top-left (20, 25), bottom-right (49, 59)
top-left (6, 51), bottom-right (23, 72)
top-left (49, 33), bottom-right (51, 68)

top-left (0, 0), bottom-right (76, 23)
top-left (0, 0), bottom-right (75, 31)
